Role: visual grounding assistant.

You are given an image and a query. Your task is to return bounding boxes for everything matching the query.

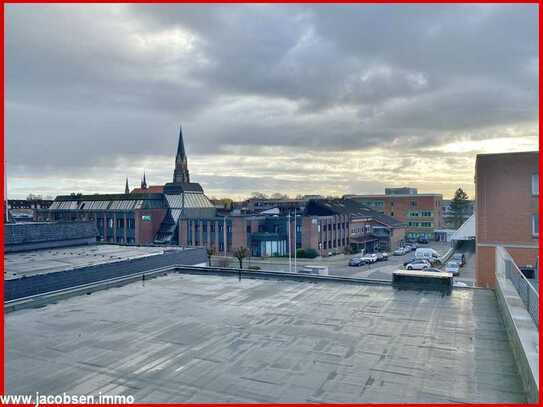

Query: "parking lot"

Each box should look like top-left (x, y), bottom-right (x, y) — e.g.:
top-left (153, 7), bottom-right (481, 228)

top-left (213, 241), bottom-right (464, 283)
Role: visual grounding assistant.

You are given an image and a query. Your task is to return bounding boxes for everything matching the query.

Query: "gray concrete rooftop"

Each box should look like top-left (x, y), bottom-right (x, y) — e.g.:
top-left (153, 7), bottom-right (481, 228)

top-left (6, 273), bottom-right (526, 403)
top-left (4, 245), bottom-right (178, 280)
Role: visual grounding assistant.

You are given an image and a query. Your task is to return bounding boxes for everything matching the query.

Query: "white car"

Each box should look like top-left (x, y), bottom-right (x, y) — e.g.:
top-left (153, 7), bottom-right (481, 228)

top-left (445, 261), bottom-right (460, 276)
top-left (360, 253), bottom-right (379, 263)
top-left (405, 259), bottom-right (431, 270)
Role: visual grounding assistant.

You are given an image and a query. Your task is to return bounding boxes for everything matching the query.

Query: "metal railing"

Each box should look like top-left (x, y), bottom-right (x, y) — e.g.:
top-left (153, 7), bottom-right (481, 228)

top-left (496, 245), bottom-right (539, 328)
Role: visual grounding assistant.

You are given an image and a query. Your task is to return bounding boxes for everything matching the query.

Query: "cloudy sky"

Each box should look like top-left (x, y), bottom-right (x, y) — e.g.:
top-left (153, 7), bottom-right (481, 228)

top-left (5, 4), bottom-right (538, 200)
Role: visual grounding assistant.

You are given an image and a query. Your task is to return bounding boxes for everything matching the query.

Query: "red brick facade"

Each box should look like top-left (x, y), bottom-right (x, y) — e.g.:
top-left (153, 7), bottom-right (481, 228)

top-left (475, 151), bottom-right (539, 288)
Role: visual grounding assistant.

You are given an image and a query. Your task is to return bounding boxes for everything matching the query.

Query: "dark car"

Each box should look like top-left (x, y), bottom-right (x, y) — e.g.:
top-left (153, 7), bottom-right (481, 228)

top-left (348, 257), bottom-right (365, 267)
top-left (417, 237), bottom-right (429, 244)
top-left (452, 253), bottom-right (465, 266)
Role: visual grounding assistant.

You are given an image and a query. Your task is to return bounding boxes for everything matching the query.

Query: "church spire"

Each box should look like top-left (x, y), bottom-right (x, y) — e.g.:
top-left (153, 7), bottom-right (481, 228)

top-left (125, 177), bottom-right (129, 194)
top-left (141, 171), bottom-right (147, 189)
top-left (176, 124), bottom-right (186, 159)
top-left (173, 124), bottom-right (190, 184)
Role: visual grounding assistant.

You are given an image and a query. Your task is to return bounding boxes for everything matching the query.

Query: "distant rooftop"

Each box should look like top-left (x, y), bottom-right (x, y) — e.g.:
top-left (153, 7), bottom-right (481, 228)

top-left (6, 273), bottom-right (526, 403)
top-left (4, 244), bottom-right (176, 280)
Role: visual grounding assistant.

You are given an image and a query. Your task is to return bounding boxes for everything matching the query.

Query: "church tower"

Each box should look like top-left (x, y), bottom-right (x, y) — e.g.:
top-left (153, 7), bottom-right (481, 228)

top-left (173, 124), bottom-right (190, 184)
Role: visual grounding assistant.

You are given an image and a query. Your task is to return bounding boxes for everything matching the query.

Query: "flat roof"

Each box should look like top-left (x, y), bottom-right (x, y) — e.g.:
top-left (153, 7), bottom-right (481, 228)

top-left (6, 273), bottom-right (525, 403)
top-left (4, 244), bottom-right (179, 280)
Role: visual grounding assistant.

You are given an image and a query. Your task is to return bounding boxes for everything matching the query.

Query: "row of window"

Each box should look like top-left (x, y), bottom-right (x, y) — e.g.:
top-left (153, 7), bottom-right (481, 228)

top-left (194, 223), bottom-right (232, 234)
top-left (102, 218), bottom-right (136, 229)
top-left (408, 211), bottom-right (433, 218)
top-left (318, 222), bottom-right (347, 232)
top-left (320, 238), bottom-right (347, 250)
top-left (407, 221), bottom-right (433, 228)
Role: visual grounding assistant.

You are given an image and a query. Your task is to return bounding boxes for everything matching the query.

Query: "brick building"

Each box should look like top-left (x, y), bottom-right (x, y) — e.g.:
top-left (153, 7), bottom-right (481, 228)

top-left (37, 125), bottom-right (216, 245)
top-left (344, 193), bottom-right (443, 240)
top-left (179, 198), bottom-right (405, 257)
top-left (475, 151), bottom-right (539, 288)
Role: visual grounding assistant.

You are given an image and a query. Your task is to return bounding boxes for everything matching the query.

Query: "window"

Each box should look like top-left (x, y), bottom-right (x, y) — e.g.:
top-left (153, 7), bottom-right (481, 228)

top-left (532, 174), bottom-right (539, 196)
top-left (411, 200), bottom-right (417, 208)
top-left (390, 212), bottom-right (394, 217)
top-left (532, 214), bottom-right (539, 237)
top-left (246, 225), bottom-right (251, 234)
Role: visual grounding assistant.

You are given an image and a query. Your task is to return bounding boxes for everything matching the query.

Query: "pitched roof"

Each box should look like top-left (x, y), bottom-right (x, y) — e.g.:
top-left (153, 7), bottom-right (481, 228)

top-left (305, 198), bottom-right (404, 228)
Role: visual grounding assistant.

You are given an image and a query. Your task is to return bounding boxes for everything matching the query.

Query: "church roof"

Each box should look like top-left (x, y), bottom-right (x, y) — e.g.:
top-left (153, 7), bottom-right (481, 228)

top-left (131, 185), bottom-right (164, 194)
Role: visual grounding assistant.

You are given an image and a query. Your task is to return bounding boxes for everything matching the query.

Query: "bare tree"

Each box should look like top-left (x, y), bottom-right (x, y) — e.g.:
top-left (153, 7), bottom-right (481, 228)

top-left (232, 246), bottom-right (250, 269)
top-left (206, 246), bottom-right (216, 266)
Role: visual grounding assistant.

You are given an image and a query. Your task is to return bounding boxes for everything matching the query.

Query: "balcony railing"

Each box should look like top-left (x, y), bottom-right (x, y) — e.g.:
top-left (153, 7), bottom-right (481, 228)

top-left (495, 245), bottom-right (539, 328)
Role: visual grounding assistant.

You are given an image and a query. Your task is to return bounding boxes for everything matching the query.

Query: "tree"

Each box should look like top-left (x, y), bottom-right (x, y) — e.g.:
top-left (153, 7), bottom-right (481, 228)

top-left (447, 188), bottom-right (470, 229)
top-left (232, 246), bottom-right (250, 269)
top-left (206, 246), bottom-right (216, 266)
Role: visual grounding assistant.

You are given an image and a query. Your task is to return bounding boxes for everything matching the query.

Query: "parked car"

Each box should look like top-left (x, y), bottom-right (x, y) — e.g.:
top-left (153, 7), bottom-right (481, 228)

top-left (393, 248), bottom-right (405, 256)
top-left (418, 237), bottom-right (429, 244)
top-left (445, 261), bottom-right (460, 275)
top-left (381, 252), bottom-right (389, 261)
top-left (425, 267), bottom-right (444, 273)
top-left (403, 258), bottom-right (417, 267)
top-left (451, 253), bottom-right (465, 267)
top-left (348, 257), bottom-right (365, 267)
top-left (361, 253), bottom-right (379, 263)
top-left (404, 259), bottom-right (431, 270)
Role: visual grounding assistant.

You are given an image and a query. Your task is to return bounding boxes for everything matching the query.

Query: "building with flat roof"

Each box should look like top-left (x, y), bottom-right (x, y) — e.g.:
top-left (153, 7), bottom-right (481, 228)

top-left (179, 198), bottom-right (404, 257)
top-left (5, 272), bottom-right (530, 403)
top-left (344, 193), bottom-right (443, 241)
top-left (5, 221), bottom-right (96, 253)
top-left (475, 151), bottom-right (539, 288)
top-left (385, 187), bottom-right (417, 195)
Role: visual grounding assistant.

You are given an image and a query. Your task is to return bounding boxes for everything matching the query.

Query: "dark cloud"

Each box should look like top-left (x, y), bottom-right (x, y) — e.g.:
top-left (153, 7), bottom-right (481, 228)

top-left (5, 4), bottom-right (538, 198)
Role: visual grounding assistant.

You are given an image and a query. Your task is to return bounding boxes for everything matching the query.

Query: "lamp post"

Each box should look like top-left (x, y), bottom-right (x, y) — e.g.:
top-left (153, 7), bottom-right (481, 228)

top-left (223, 216), bottom-right (227, 257)
top-left (287, 212), bottom-right (291, 273)
top-left (294, 207), bottom-right (297, 273)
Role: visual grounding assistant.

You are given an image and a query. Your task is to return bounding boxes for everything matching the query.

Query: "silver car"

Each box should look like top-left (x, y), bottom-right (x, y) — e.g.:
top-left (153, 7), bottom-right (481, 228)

top-left (445, 261), bottom-right (460, 276)
top-left (405, 259), bottom-right (431, 270)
